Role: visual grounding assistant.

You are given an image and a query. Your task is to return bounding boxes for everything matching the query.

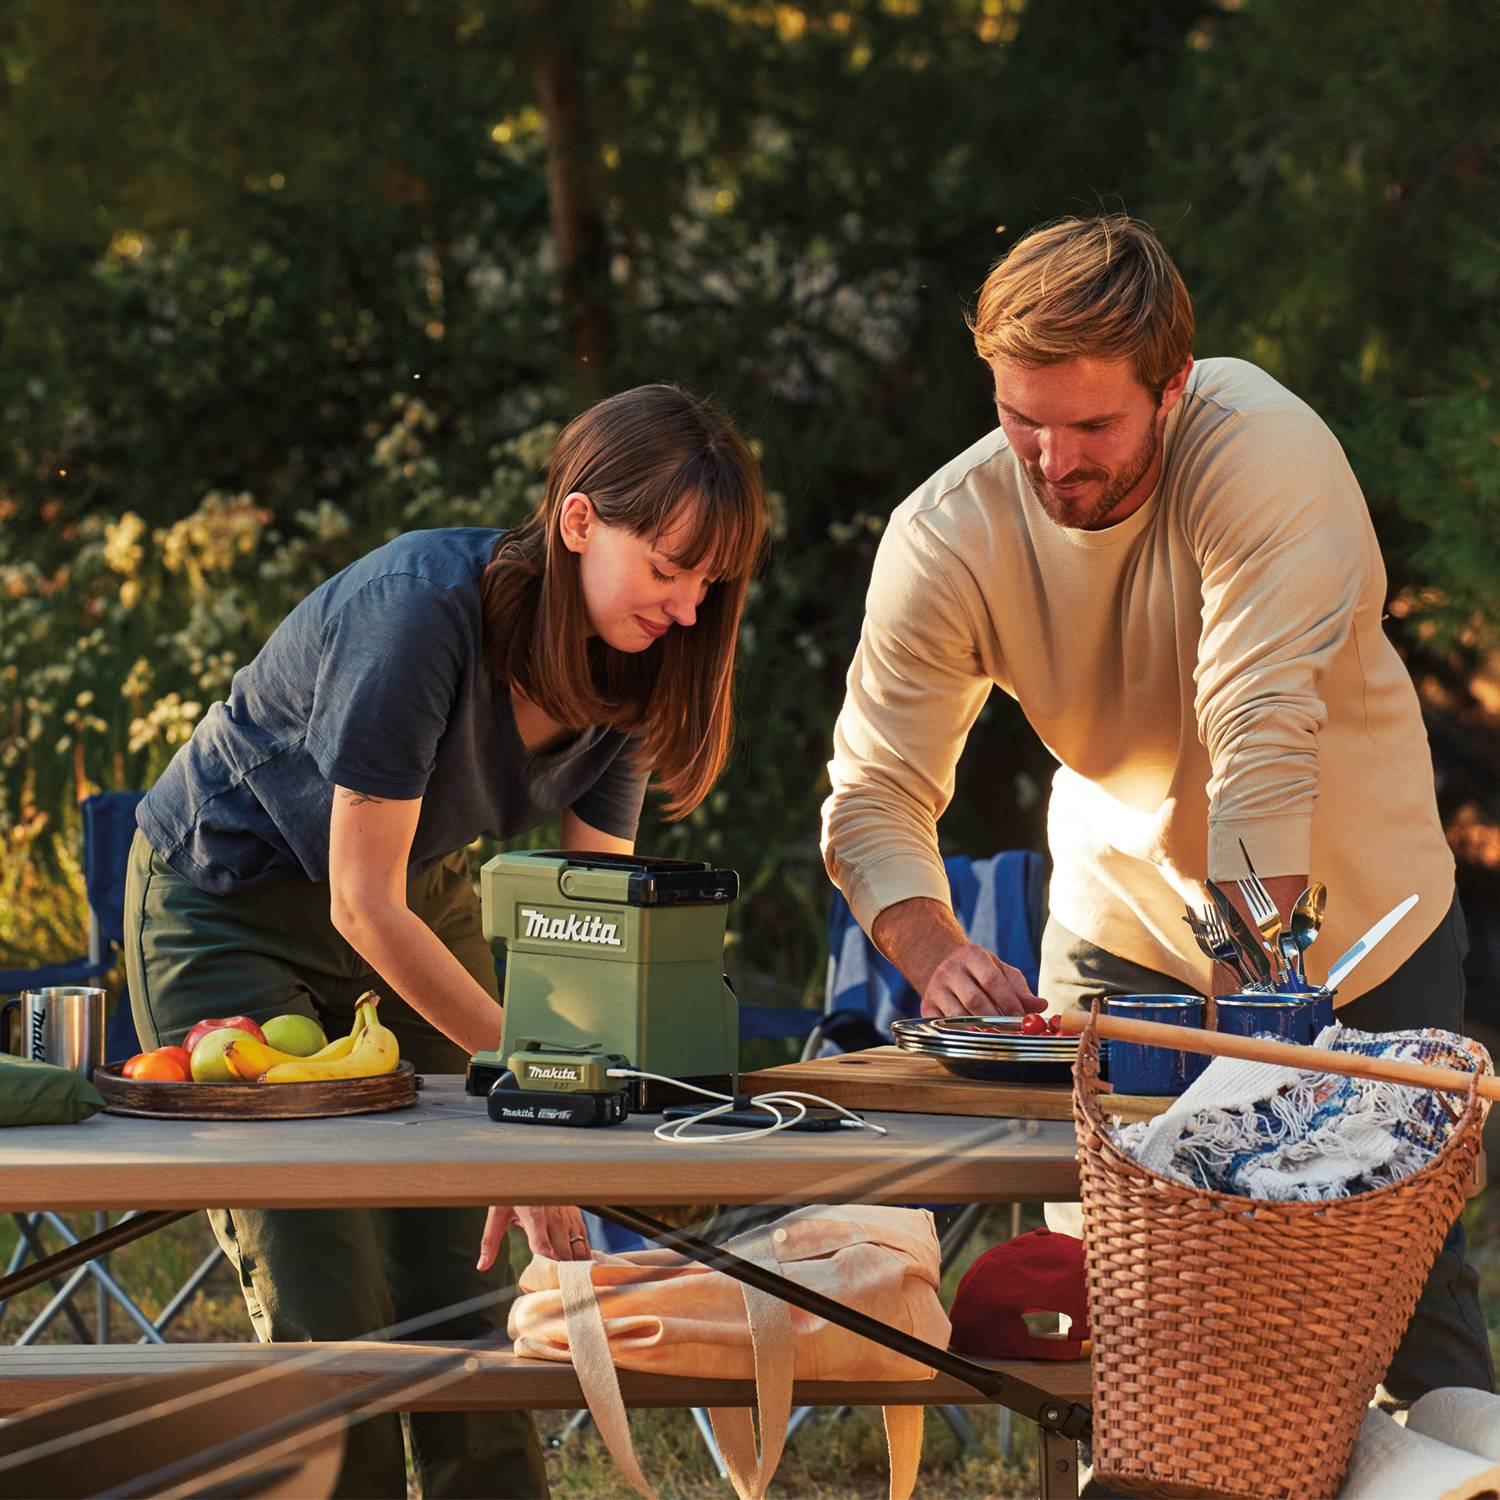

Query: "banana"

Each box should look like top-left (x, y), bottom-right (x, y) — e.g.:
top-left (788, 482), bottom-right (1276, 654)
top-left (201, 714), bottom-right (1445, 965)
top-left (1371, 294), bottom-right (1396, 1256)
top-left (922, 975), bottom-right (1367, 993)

top-left (304, 1000), bottom-right (372, 1062)
top-left (262, 996), bottom-right (399, 1082)
top-left (223, 996), bottom-right (377, 1080)
top-left (223, 1036), bottom-right (317, 1080)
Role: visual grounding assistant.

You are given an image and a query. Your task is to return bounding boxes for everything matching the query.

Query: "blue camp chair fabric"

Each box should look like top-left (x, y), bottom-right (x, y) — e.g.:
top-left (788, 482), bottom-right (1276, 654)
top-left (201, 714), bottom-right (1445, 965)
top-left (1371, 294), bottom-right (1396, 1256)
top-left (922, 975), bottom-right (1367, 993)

top-left (823, 850), bottom-right (1045, 1047)
top-left (0, 790), bottom-right (146, 1057)
top-left (1, 790), bottom-right (224, 1350)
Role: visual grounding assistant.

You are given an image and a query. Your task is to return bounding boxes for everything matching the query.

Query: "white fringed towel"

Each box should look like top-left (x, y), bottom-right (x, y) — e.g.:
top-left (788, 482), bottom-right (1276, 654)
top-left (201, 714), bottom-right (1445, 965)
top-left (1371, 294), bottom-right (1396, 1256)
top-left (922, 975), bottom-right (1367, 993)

top-left (1408, 1389), bottom-right (1500, 1464)
top-left (1336, 1408), bottom-right (1500, 1499)
top-left (1117, 1024), bottom-right (1490, 1200)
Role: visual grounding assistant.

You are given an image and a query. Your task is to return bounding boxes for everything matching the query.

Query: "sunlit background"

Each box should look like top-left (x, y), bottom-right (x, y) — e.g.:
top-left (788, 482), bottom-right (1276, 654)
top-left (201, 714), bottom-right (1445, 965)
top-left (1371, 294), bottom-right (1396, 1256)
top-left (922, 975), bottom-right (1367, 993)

top-left (2, 2), bottom-right (1497, 1486)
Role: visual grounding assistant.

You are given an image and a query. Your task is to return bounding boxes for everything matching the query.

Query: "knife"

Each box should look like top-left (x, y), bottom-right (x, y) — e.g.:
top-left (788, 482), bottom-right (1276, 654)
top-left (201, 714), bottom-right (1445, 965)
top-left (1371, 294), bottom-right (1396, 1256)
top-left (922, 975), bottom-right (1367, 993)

top-left (1204, 880), bottom-right (1275, 988)
top-left (1323, 894), bottom-right (1420, 992)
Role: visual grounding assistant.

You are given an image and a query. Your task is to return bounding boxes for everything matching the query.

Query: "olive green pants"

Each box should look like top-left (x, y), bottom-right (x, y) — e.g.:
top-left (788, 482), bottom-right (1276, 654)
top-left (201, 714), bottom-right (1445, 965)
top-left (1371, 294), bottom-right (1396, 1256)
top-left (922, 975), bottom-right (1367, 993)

top-left (124, 831), bottom-right (549, 1500)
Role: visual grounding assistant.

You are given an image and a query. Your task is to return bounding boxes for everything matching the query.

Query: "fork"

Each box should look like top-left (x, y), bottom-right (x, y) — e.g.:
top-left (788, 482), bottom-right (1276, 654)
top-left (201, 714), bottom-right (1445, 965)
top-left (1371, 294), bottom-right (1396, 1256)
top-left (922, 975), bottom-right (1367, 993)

top-left (1198, 904), bottom-right (1265, 990)
top-left (1235, 866), bottom-right (1292, 988)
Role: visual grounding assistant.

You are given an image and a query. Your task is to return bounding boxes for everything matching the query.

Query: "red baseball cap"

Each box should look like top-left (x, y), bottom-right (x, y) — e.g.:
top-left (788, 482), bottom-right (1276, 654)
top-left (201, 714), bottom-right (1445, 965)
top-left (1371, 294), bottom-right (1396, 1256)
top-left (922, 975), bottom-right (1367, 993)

top-left (949, 1227), bottom-right (1091, 1361)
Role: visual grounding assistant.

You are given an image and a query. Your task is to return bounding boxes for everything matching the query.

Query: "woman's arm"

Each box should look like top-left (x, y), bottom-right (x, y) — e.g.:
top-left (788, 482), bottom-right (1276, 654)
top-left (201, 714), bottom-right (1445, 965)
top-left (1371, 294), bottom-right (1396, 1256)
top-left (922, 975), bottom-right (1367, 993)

top-left (560, 807), bottom-right (634, 855)
top-left (327, 786), bottom-right (505, 1054)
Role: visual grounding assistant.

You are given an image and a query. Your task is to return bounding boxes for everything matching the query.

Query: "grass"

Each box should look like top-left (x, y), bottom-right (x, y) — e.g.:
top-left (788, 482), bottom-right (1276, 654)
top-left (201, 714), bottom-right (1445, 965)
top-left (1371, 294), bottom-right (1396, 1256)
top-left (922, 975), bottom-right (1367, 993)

top-left (4, 1193), bottom-right (1497, 1497)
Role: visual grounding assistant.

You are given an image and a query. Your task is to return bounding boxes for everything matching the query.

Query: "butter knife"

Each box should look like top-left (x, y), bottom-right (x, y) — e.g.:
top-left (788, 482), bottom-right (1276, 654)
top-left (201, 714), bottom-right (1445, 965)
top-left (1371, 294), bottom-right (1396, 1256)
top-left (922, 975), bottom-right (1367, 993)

top-left (1205, 880), bottom-right (1275, 988)
top-left (1323, 894), bottom-right (1419, 992)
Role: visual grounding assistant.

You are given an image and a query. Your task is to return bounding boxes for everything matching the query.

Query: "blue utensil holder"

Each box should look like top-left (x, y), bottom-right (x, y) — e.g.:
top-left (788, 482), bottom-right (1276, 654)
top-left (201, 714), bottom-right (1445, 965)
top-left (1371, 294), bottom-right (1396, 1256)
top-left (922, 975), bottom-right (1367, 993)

top-left (1102, 995), bottom-right (1206, 1096)
top-left (1213, 993), bottom-right (1317, 1045)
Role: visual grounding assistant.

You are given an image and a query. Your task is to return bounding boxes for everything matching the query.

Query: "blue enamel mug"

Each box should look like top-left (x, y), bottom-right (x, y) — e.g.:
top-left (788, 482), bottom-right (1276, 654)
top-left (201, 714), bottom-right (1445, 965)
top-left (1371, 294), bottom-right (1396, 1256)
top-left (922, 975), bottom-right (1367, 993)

top-left (1102, 995), bottom-right (1207, 1096)
top-left (1213, 994), bottom-right (1317, 1045)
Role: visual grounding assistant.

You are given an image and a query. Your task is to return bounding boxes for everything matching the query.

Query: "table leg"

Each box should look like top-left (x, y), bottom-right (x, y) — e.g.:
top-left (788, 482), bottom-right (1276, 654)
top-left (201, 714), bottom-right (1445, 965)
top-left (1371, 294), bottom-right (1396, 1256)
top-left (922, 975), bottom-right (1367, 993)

top-left (0, 1211), bottom-right (192, 1302)
top-left (1037, 1426), bottom-right (1079, 1499)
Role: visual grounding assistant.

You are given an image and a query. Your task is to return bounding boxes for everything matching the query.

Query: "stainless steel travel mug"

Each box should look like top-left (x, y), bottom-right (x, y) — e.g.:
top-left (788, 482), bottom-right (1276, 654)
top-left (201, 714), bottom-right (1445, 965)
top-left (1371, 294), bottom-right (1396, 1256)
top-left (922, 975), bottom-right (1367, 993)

top-left (1, 987), bottom-right (107, 1078)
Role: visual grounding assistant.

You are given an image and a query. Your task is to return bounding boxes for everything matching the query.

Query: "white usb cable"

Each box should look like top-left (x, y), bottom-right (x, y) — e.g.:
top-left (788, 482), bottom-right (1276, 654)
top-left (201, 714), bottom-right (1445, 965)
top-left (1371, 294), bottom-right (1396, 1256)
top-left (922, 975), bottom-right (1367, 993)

top-left (605, 1068), bottom-right (888, 1144)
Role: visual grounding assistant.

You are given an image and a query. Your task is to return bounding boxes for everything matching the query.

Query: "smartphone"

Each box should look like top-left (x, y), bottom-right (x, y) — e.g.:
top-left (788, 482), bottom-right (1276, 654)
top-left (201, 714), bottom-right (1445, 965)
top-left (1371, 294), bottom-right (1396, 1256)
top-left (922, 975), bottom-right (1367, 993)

top-left (660, 1103), bottom-right (860, 1132)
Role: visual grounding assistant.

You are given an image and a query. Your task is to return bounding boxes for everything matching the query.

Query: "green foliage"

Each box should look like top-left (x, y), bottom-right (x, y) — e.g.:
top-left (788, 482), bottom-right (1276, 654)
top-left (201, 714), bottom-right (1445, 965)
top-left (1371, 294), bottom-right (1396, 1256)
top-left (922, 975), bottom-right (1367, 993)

top-left (1, 0), bottom-right (1496, 983)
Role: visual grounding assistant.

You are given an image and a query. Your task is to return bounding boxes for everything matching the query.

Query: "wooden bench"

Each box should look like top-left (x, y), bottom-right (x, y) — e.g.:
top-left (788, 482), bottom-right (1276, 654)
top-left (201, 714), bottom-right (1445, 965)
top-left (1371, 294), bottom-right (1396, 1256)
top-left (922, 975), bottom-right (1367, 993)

top-left (0, 1339), bottom-right (1091, 1498)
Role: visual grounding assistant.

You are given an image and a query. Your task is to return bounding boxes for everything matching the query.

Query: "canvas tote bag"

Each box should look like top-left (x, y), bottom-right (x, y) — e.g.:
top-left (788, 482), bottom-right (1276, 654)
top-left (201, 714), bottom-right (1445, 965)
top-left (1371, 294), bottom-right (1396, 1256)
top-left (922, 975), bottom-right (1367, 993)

top-left (508, 1204), bottom-right (953, 1500)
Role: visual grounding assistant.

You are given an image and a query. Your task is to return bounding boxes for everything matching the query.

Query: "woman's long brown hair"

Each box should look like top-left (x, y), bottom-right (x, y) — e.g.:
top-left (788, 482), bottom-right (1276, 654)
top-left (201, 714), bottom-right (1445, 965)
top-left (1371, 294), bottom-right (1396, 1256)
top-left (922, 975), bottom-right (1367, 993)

top-left (481, 384), bottom-right (767, 819)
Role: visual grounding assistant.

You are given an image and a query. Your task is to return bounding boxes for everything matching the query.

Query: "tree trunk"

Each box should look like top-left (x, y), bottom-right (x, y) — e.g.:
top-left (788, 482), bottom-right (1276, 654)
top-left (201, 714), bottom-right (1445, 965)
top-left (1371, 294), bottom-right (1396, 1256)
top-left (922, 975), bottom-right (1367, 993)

top-left (525, 0), bottom-right (615, 391)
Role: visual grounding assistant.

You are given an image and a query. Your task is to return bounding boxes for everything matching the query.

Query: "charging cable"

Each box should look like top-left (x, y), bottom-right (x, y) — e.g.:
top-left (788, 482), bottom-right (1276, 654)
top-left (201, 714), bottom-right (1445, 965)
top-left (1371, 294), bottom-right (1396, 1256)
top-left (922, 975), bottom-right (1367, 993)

top-left (605, 1068), bottom-right (889, 1144)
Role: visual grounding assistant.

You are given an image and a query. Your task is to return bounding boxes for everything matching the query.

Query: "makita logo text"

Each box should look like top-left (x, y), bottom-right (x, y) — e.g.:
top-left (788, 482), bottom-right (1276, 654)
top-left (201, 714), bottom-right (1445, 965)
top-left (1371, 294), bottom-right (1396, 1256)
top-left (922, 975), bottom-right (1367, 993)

top-left (520, 908), bottom-right (622, 946)
top-left (29, 1010), bottom-right (46, 1061)
top-left (531, 1065), bottom-right (580, 1080)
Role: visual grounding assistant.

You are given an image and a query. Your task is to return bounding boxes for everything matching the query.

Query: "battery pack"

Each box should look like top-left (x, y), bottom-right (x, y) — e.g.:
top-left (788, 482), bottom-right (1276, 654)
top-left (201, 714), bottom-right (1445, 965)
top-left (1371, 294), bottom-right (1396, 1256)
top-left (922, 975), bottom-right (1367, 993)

top-left (485, 1084), bottom-right (630, 1127)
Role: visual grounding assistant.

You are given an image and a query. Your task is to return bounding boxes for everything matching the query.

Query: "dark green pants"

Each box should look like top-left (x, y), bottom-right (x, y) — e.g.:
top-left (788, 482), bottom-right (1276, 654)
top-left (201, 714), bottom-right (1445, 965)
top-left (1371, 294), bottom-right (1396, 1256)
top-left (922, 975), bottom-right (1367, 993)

top-left (1040, 895), bottom-right (1494, 1403)
top-left (124, 831), bottom-right (549, 1500)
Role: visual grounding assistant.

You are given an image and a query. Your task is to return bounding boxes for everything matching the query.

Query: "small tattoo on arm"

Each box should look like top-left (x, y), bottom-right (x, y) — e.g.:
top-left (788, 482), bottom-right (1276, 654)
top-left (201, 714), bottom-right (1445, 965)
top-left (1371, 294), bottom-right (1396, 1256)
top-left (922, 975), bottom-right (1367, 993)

top-left (339, 789), bottom-right (386, 807)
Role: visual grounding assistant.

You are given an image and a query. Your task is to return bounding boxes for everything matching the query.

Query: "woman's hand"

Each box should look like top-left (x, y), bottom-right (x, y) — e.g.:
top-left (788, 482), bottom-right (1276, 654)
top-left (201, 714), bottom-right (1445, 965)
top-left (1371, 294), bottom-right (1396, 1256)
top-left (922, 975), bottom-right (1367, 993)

top-left (477, 1205), bottom-right (591, 1270)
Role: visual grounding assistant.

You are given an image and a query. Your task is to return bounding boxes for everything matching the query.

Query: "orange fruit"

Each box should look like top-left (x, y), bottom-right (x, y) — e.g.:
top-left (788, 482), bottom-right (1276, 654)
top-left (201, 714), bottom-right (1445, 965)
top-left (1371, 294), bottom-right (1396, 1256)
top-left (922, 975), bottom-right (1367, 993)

top-left (158, 1045), bottom-right (193, 1075)
top-left (123, 1049), bottom-right (191, 1083)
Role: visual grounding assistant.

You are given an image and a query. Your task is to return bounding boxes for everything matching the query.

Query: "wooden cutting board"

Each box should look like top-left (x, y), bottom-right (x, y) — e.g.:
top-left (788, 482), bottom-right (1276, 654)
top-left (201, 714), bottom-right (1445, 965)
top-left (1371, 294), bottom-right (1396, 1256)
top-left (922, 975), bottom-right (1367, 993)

top-left (740, 1047), bottom-right (1172, 1122)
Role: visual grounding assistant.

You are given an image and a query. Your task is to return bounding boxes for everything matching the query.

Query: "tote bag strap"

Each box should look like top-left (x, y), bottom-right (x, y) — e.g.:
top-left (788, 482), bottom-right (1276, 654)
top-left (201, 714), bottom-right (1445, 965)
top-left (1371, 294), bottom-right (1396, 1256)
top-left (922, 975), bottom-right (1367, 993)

top-left (883, 1405), bottom-right (924, 1500)
top-left (558, 1258), bottom-right (659, 1500)
top-left (557, 1237), bottom-right (926, 1500)
top-left (706, 1228), bottom-right (792, 1500)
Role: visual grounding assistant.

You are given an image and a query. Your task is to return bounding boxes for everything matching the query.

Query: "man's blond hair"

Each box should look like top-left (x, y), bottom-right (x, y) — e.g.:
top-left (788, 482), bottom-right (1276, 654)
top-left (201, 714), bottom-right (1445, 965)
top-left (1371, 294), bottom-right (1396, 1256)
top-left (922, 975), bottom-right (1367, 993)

top-left (969, 215), bottom-right (1194, 393)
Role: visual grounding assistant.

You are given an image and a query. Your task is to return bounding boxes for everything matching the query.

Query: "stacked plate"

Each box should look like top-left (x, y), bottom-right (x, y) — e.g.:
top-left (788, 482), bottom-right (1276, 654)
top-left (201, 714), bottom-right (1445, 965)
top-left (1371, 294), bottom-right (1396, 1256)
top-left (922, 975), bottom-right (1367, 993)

top-left (891, 1015), bottom-right (1079, 1084)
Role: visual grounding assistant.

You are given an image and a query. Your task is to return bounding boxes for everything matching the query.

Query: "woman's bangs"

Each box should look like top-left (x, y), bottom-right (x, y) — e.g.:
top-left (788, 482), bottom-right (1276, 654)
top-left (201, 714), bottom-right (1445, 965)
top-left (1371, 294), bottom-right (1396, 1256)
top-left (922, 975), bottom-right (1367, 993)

top-left (654, 469), bottom-right (764, 584)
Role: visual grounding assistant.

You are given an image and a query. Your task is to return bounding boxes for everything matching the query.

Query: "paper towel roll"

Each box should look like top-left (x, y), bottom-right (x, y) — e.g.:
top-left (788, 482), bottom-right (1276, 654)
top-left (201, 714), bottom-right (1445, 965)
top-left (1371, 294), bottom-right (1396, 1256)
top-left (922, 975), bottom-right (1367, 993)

top-left (1336, 1407), bottom-right (1500, 1500)
top-left (1409, 1389), bottom-right (1500, 1464)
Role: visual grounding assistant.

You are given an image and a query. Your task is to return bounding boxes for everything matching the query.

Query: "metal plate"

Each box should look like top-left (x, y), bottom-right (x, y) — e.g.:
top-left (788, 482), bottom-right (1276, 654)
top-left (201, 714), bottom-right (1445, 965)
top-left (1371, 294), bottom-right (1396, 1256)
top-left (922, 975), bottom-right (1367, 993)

top-left (934, 1055), bottom-right (1075, 1085)
top-left (893, 1036), bottom-right (1077, 1060)
top-left (891, 1017), bottom-right (1078, 1063)
top-left (94, 1059), bottom-right (420, 1120)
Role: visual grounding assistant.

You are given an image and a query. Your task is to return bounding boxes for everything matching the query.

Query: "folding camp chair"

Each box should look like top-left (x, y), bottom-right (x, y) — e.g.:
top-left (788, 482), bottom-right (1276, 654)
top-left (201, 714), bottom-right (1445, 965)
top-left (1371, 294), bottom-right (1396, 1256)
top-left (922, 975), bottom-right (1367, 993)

top-left (0, 792), bottom-right (225, 1344)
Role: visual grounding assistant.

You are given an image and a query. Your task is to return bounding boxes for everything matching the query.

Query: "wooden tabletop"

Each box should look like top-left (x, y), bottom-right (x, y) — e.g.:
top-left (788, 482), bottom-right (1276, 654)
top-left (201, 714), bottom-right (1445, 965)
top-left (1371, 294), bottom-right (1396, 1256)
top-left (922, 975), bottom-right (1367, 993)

top-left (0, 1076), bottom-right (1081, 1212)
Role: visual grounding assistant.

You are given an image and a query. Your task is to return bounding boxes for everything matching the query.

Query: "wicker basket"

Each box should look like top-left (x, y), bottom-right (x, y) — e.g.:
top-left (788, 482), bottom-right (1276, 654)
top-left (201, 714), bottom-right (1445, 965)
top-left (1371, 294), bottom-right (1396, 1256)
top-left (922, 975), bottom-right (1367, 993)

top-left (1072, 1014), bottom-right (1485, 1499)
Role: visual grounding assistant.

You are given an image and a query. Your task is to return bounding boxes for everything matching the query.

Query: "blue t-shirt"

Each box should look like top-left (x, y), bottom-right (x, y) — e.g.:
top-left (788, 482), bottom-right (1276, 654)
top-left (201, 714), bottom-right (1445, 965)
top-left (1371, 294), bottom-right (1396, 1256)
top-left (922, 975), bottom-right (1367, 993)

top-left (139, 528), bottom-right (648, 893)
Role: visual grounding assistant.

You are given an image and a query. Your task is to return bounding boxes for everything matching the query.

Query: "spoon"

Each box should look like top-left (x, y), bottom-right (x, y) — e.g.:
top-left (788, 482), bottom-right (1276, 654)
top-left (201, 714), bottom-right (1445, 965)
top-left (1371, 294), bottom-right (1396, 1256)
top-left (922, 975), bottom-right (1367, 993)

top-left (1284, 882), bottom-right (1327, 984)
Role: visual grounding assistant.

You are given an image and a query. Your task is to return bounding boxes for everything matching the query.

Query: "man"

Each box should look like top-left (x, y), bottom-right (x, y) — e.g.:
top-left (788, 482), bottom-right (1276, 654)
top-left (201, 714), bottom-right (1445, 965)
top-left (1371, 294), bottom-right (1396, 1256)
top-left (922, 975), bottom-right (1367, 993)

top-left (821, 214), bottom-right (1490, 1399)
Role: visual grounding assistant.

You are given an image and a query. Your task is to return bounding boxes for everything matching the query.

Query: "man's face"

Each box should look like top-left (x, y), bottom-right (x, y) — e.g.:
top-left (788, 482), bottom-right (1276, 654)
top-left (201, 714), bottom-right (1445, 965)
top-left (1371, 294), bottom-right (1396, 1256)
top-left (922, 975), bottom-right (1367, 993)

top-left (991, 355), bottom-right (1186, 531)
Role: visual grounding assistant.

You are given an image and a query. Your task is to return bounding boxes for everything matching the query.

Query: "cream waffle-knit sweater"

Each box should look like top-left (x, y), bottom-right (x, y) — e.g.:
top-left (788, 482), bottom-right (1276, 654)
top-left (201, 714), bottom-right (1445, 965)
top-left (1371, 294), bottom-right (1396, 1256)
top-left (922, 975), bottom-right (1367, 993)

top-left (821, 358), bottom-right (1453, 1003)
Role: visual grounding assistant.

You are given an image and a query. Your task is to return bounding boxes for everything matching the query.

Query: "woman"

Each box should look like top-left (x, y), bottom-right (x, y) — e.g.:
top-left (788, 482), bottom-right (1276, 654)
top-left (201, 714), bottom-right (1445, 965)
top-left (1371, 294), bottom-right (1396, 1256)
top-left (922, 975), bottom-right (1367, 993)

top-left (123, 383), bottom-right (768, 1499)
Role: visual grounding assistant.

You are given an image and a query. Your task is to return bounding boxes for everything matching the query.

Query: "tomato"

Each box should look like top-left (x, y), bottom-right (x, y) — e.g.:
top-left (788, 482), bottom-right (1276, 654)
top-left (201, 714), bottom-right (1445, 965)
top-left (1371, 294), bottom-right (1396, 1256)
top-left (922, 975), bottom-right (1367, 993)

top-left (1046, 1014), bottom-right (1064, 1034)
top-left (1019, 1013), bottom-right (1050, 1035)
top-left (122, 1048), bottom-right (191, 1083)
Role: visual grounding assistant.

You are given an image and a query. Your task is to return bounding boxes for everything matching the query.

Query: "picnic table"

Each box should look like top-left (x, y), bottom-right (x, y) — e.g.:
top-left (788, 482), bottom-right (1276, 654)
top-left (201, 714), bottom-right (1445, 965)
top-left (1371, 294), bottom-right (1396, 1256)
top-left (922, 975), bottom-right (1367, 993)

top-left (0, 1077), bottom-right (1090, 1497)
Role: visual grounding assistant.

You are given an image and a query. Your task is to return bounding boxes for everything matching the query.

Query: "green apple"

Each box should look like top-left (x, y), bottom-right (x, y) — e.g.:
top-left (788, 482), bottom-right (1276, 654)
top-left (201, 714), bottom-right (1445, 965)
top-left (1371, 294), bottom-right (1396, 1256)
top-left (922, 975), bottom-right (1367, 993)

top-left (189, 1027), bottom-right (259, 1083)
top-left (262, 1013), bottom-right (328, 1058)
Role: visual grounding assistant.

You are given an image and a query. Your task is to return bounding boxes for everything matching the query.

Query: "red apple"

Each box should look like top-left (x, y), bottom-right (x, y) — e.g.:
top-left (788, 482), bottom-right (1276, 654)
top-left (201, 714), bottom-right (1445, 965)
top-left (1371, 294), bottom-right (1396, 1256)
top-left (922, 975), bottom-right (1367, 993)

top-left (183, 1015), bottom-right (266, 1056)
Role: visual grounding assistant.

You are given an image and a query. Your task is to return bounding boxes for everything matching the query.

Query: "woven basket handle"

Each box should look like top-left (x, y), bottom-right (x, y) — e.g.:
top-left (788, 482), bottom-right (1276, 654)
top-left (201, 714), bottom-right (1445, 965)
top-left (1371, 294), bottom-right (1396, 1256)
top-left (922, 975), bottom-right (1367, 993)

top-left (1066, 1008), bottom-right (1498, 1101)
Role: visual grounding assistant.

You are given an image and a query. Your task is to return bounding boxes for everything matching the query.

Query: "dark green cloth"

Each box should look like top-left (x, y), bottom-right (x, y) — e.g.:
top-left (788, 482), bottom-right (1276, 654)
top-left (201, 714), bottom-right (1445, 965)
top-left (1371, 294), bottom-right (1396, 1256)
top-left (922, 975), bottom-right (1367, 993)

top-left (124, 829), bottom-right (548, 1499)
top-left (0, 1053), bottom-right (103, 1126)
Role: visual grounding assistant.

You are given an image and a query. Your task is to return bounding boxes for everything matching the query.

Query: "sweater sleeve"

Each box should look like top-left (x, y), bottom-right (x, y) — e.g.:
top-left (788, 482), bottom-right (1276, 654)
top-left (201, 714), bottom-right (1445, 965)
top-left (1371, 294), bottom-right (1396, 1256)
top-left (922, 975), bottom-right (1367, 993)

top-left (1189, 408), bottom-right (1383, 880)
top-left (820, 512), bottom-right (995, 933)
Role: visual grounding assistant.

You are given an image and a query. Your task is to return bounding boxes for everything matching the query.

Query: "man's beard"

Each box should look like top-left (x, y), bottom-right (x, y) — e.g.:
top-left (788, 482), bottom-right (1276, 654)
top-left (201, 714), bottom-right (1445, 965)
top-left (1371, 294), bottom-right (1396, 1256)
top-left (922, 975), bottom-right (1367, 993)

top-left (1024, 420), bottom-right (1161, 531)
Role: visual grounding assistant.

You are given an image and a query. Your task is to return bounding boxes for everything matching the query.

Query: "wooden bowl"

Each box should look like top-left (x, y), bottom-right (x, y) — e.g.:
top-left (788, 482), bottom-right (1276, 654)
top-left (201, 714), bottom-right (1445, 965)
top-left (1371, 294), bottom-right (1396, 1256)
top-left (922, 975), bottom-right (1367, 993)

top-left (94, 1059), bottom-right (419, 1120)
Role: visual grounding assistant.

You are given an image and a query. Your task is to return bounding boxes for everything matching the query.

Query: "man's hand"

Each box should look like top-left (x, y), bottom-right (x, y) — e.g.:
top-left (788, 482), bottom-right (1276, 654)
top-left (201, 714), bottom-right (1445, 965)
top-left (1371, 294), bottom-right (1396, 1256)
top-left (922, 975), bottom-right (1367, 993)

top-left (476, 1205), bottom-right (591, 1270)
top-left (871, 896), bottom-right (1047, 1019)
top-left (918, 941), bottom-right (1046, 1018)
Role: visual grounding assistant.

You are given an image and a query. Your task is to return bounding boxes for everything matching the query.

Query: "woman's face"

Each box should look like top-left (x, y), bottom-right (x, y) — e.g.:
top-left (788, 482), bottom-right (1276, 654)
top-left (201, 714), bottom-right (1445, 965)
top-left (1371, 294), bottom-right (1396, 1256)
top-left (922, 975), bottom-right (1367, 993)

top-left (560, 494), bottom-right (717, 652)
